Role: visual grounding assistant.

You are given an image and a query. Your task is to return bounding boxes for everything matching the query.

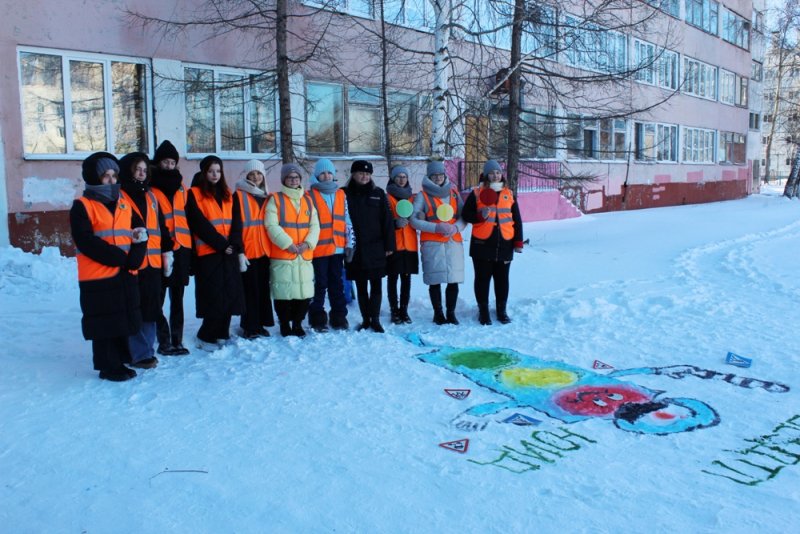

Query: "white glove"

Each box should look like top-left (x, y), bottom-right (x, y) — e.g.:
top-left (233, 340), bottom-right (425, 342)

top-left (162, 251), bottom-right (174, 277)
top-left (238, 253), bottom-right (250, 273)
top-left (395, 218), bottom-right (409, 228)
top-left (131, 227), bottom-right (148, 244)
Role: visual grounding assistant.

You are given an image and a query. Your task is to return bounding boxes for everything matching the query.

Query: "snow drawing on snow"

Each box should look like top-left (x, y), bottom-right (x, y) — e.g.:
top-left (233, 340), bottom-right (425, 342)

top-left (407, 334), bottom-right (790, 436)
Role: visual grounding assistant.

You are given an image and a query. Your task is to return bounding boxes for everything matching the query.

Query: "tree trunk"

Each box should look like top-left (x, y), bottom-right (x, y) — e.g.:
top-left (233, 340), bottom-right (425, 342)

top-left (431, 0), bottom-right (451, 160)
top-left (276, 0), bottom-right (294, 163)
top-left (379, 1), bottom-right (393, 169)
top-left (505, 0), bottom-right (524, 195)
top-left (784, 145), bottom-right (800, 197)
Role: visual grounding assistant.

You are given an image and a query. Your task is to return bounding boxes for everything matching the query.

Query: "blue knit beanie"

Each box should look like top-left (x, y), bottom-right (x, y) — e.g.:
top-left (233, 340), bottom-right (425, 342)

top-left (313, 159), bottom-right (337, 179)
top-left (426, 161), bottom-right (445, 177)
top-left (483, 160), bottom-right (502, 175)
top-left (390, 165), bottom-right (410, 182)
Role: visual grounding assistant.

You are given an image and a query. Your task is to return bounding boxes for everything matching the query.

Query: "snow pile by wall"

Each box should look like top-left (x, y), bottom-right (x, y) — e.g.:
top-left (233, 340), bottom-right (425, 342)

top-left (0, 246), bottom-right (75, 296)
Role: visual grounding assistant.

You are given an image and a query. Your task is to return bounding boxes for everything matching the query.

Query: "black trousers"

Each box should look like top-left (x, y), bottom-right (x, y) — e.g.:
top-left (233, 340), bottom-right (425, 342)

top-left (429, 283), bottom-right (459, 311)
top-left (356, 277), bottom-right (383, 319)
top-left (274, 299), bottom-right (310, 325)
top-left (156, 277), bottom-right (185, 346)
top-left (387, 273), bottom-right (411, 309)
top-left (197, 315), bottom-right (232, 343)
top-left (92, 337), bottom-right (131, 372)
top-left (240, 256), bottom-right (275, 333)
top-left (472, 258), bottom-right (510, 306)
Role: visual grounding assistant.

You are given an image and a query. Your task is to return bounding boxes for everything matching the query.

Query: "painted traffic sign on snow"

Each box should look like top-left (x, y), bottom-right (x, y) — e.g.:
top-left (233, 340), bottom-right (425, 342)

top-left (725, 352), bottom-right (752, 368)
top-left (444, 388), bottom-right (471, 400)
top-left (593, 360), bottom-right (614, 370)
top-left (439, 439), bottom-right (469, 454)
top-left (501, 413), bottom-right (542, 426)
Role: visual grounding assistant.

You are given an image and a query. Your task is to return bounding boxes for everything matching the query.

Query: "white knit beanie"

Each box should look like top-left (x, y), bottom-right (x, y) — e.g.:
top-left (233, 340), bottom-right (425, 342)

top-left (241, 159), bottom-right (265, 179)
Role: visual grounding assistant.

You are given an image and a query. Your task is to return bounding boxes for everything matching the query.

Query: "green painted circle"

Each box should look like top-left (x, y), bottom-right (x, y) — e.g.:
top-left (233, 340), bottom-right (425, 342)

top-left (447, 350), bottom-right (516, 370)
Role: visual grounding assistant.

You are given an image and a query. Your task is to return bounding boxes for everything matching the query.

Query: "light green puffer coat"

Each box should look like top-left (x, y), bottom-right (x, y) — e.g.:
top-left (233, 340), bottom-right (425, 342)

top-left (265, 185), bottom-right (320, 300)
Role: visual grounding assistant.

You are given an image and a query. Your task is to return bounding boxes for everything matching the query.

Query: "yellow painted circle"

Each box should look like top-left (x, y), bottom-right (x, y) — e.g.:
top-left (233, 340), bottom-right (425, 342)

top-left (499, 367), bottom-right (578, 388)
top-left (436, 203), bottom-right (454, 222)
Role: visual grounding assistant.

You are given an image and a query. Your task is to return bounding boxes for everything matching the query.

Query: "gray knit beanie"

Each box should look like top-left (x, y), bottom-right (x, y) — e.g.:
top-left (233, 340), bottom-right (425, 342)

top-left (426, 161), bottom-right (445, 177)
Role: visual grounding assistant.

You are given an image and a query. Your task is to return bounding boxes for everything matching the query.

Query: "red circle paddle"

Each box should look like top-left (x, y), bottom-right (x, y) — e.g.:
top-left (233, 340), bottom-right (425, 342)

top-left (479, 188), bottom-right (499, 205)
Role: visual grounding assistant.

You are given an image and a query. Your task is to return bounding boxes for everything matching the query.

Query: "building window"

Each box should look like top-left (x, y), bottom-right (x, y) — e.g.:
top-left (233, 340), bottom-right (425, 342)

top-left (563, 16), bottom-right (627, 74)
top-left (387, 92), bottom-right (431, 156)
top-left (749, 113), bottom-right (760, 130)
top-left (634, 40), bottom-right (679, 90)
top-left (347, 86), bottom-right (382, 154)
top-left (306, 82), bottom-right (344, 154)
top-left (753, 9), bottom-right (765, 34)
top-left (645, 0), bottom-right (680, 18)
top-left (522, 4), bottom-right (558, 58)
top-left (565, 116), bottom-right (626, 160)
top-left (520, 110), bottom-right (558, 159)
top-left (685, 0), bottom-right (719, 35)
top-left (682, 127), bottom-right (716, 163)
top-left (184, 67), bottom-right (276, 155)
top-left (722, 9), bottom-right (751, 50)
top-left (682, 57), bottom-right (717, 100)
top-left (719, 70), bottom-right (735, 105)
top-left (385, 0), bottom-right (435, 29)
top-left (634, 122), bottom-right (678, 162)
top-left (307, 81), bottom-right (430, 156)
top-left (304, 0), bottom-right (373, 18)
top-left (18, 48), bottom-right (151, 157)
top-left (752, 61), bottom-right (763, 81)
top-left (719, 132), bottom-right (746, 164)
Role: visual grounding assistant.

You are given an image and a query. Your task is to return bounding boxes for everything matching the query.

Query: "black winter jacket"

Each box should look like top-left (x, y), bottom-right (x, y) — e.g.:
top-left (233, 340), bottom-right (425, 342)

top-left (344, 179), bottom-right (396, 279)
top-left (461, 188), bottom-right (523, 262)
top-left (70, 197), bottom-right (147, 340)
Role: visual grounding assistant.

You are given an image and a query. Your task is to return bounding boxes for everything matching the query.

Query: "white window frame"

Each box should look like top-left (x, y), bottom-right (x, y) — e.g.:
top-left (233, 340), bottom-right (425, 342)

top-left (682, 126), bottom-right (716, 164)
top-left (563, 15), bottom-right (627, 75)
top-left (722, 8), bottom-right (750, 50)
top-left (682, 56), bottom-right (718, 101)
top-left (634, 39), bottom-right (679, 90)
top-left (685, 0), bottom-right (719, 35)
top-left (183, 63), bottom-right (278, 157)
top-left (635, 121), bottom-right (679, 162)
top-left (17, 46), bottom-right (154, 160)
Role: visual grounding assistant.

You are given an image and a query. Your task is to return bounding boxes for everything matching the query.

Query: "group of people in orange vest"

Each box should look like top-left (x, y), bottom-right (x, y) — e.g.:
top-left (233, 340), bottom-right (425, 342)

top-left (71, 142), bottom-right (523, 382)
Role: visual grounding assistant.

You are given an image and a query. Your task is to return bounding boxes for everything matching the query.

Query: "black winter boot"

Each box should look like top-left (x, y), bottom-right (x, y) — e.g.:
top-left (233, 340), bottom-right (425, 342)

top-left (357, 317), bottom-right (372, 331)
top-left (430, 285), bottom-right (446, 325)
top-left (390, 306), bottom-right (403, 325)
top-left (309, 310), bottom-right (329, 332)
top-left (445, 284), bottom-right (459, 325)
top-left (399, 306), bottom-right (412, 324)
top-left (478, 304), bottom-right (492, 325)
top-left (496, 302), bottom-right (511, 324)
top-left (370, 316), bottom-right (385, 333)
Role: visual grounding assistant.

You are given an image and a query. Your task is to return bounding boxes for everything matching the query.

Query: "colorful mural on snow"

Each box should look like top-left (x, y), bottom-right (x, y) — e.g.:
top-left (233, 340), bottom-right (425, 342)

top-left (406, 334), bottom-right (790, 436)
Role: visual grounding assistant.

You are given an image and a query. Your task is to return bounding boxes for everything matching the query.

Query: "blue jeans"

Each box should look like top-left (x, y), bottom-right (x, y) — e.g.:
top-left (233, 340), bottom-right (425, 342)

top-left (311, 254), bottom-right (347, 315)
top-left (129, 321), bottom-right (156, 363)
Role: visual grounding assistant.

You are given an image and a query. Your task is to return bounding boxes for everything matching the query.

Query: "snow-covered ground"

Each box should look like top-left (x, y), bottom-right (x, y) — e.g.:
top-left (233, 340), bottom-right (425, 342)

top-left (2, 186), bottom-right (799, 533)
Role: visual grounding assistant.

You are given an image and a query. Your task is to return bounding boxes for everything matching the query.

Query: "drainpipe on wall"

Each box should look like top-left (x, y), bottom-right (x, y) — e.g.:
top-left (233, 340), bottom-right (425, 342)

top-left (0, 120), bottom-right (9, 246)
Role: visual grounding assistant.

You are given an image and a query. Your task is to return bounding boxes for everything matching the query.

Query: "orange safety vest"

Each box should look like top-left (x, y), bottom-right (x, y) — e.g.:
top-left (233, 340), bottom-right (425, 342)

top-left (388, 194), bottom-right (419, 252)
top-left (269, 192), bottom-right (314, 261)
top-left (122, 190), bottom-right (162, 269)
top-left (237, 190), bottom-right (271, 260)
top-left (419, 190), bottom-right (463, 243)
top-left (471, 186), bottom-right (515, 241)
top-left (75, 196), bottom-right (137, 282)
top-left (152, 186), bottom-right (192, 250)
top-left (190, 187), bottom-right (233, 257)
top-left (306, 188), bottom-right (347, 258)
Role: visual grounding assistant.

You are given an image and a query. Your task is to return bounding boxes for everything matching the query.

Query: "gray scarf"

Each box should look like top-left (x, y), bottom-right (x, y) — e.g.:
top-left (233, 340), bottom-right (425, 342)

top-left (235, 178), bottom-right (267, 198)
top-left (386, 181), bottom-right (412, 200)
top-left (84, 183), bottom-right (121, 204)
top-left (421, 176), bottom-right (452, 199)
top-left (310, 179), bottom-right (339, 194)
